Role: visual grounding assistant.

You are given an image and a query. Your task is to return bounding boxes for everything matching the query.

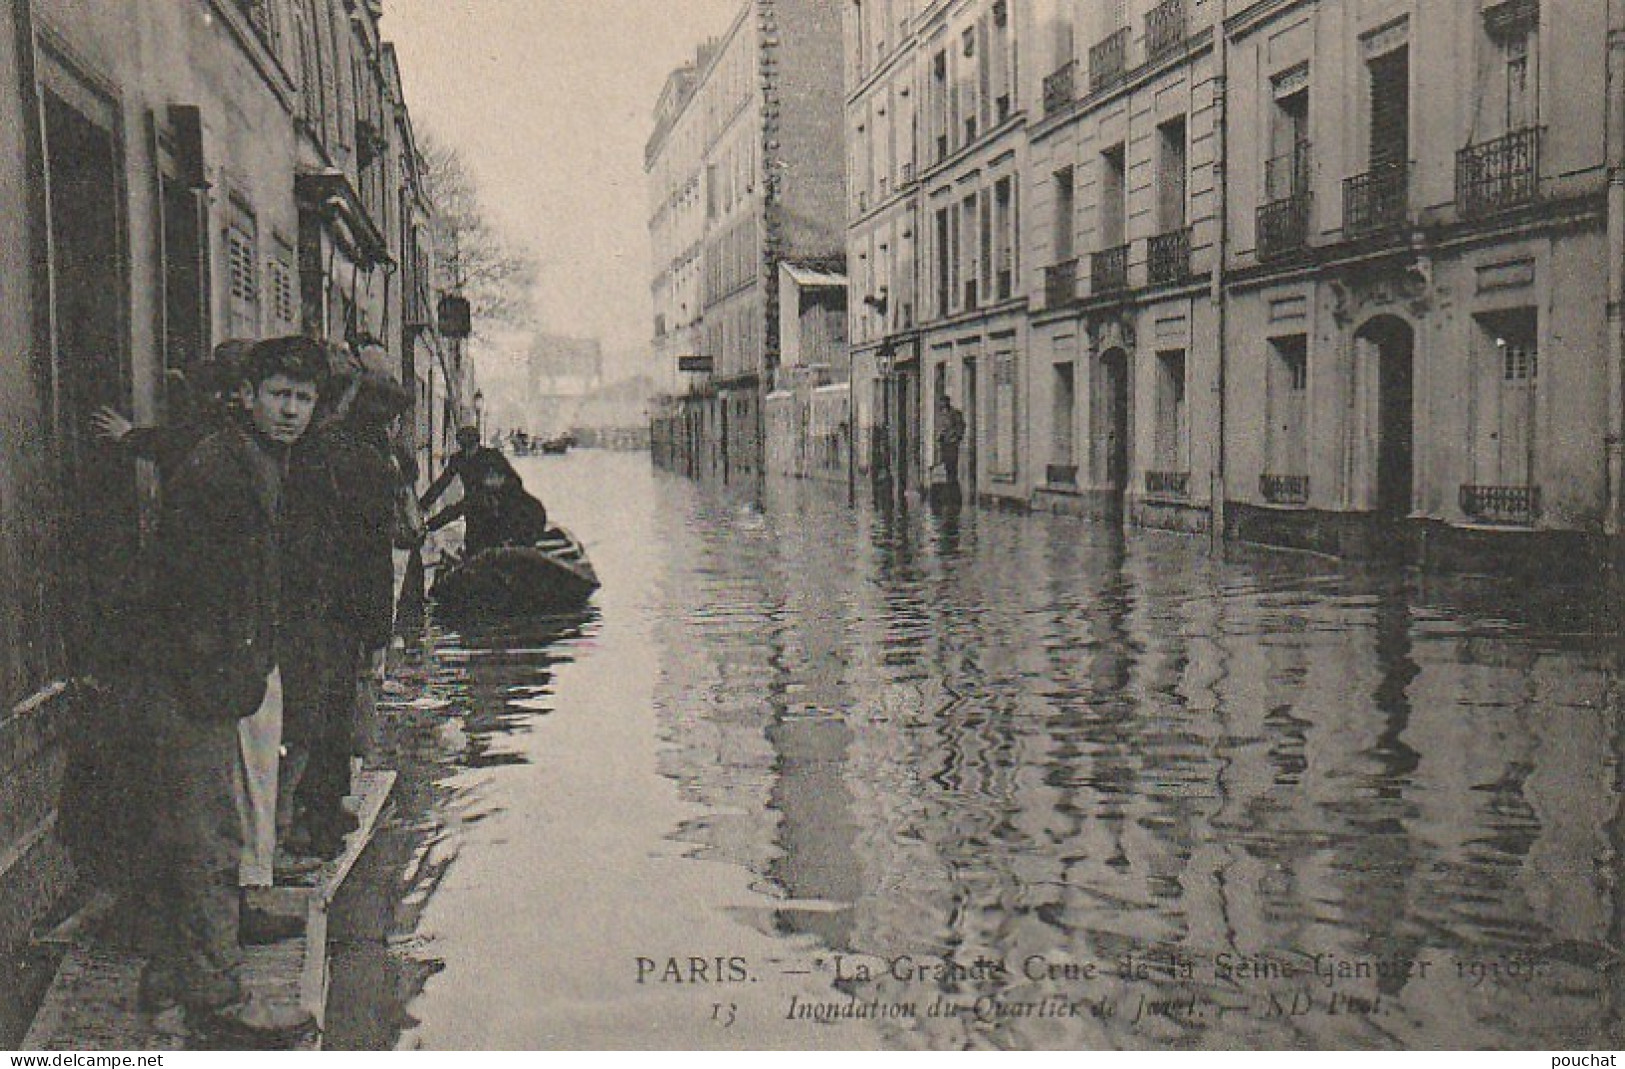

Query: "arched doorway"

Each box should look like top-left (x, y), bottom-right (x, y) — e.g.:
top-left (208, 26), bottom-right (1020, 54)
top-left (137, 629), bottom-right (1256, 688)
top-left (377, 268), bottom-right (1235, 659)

top-left (1099, 347), bottom-right (1131, 504)
top-left (1358, 315), bottom-right (1415, 518)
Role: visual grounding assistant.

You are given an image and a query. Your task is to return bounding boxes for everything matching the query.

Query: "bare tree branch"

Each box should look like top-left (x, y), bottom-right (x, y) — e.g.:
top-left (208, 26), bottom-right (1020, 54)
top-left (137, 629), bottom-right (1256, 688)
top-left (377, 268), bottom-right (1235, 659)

top-left (421, 132), bottom-right (540, 334)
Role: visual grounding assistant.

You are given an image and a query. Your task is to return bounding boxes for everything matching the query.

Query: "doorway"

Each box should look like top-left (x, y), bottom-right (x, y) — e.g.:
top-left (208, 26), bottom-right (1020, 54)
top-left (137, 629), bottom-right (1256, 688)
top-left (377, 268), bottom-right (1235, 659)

top-left (1100, 347), bottom-right (1131, 503)
top-left (962, 358), bottom-right (978, 497)
top-left (42, 86), bottom-right (132, 664)
top-left (1361, 316), bottom-right (1415, 518)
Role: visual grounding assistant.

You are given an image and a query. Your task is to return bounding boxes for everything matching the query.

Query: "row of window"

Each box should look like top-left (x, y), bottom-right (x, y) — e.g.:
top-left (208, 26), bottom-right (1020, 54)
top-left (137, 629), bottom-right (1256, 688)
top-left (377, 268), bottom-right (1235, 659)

top-left (225, 201), bottom-right (298, 340)
top-left (925, 1), bottom-right (1015, 165)
top-left (929, 174), bottom-right (1018, 320)
top-left (702, 214), bottom-right (761, 309)
top-left (1034, 308), bottom-right (1540, 506)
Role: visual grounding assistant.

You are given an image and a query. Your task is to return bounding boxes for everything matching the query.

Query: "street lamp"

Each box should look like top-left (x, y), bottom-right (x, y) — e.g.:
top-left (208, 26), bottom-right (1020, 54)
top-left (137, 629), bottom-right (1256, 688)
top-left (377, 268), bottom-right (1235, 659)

top-left (473, 389), bottom-right (485, 439)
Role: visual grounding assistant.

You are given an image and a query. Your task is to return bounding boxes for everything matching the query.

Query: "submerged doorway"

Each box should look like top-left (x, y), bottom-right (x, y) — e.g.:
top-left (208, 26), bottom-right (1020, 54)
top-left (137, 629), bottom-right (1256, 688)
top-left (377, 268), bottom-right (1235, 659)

top-left (1100, 347), bottom-right (1131, 505)
top-left (1360, 315), bottom-right (1415, 519)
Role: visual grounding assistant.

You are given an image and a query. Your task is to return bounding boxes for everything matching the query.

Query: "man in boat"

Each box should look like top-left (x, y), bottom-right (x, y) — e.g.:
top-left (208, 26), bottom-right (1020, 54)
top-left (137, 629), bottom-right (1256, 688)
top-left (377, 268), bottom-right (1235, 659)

top-left (138, 336), bottom-right (327, 1044)
top-left (427, 464), bottom-right (551, 556)
top-left (420, 425), bottom-right (517, 517)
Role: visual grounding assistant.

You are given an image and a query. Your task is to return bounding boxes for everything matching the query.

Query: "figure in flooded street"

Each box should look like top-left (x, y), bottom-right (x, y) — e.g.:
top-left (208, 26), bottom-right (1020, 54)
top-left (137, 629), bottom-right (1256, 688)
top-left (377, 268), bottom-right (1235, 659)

top-left (427, 464), bottom-right (551, 556)
top-left (135, 336), bottom-right (328, 1045)
top-left (422, 425), bottom-right (549, 556)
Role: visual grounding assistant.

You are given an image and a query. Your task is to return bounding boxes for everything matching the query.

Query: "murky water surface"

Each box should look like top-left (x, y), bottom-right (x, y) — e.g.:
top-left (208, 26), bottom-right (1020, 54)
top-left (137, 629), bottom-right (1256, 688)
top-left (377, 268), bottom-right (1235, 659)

top-left (327, 451), bottom-right (1625, 1050)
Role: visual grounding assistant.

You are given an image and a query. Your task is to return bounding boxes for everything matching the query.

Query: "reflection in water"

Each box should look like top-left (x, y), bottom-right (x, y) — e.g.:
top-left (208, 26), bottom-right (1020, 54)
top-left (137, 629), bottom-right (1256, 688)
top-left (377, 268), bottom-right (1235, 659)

top-left (331, 452), bottom-right (1625, 1049)
top-left (325, 612), bottom-right (593, 1050)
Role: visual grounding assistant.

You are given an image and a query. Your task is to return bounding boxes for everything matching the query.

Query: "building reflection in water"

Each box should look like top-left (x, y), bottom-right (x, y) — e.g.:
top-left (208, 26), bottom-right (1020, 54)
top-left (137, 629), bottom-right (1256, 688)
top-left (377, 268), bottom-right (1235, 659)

top-left (648, 472), bottom-right (1625, 1049)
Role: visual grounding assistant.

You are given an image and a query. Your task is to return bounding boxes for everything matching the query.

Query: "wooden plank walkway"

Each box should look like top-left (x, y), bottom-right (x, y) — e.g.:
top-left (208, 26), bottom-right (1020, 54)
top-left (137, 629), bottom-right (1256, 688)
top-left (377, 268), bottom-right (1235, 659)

top-left (21, 769), bottom-right (394, 1051)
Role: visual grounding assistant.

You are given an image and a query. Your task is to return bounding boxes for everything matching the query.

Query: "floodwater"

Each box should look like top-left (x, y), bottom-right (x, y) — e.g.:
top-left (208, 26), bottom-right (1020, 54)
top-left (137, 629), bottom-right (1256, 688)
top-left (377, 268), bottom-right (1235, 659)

top-left (326, 449), bottom-right (1625, 1050)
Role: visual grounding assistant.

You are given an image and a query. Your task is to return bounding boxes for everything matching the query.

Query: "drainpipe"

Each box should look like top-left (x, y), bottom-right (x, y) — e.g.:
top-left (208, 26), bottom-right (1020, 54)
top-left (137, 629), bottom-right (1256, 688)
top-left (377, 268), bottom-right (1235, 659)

top-left (1209, 23), bottom-right (1230, 554)
top-left (1606, 1), bottom-right (1625, 542)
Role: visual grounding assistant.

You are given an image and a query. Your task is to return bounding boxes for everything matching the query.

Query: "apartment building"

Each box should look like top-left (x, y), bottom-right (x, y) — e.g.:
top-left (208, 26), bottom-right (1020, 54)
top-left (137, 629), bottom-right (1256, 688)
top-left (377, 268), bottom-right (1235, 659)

top-left (1221, 0), bottom-right (1615, 573)
top-left (647, 0), bottom-right (846, 485)
top-left (843, 0), bottom-right (1624, 574)
top-left (1027, 0), bottom-right (1223, 532)
top-left (915, 0), bottom-right (1030, 506)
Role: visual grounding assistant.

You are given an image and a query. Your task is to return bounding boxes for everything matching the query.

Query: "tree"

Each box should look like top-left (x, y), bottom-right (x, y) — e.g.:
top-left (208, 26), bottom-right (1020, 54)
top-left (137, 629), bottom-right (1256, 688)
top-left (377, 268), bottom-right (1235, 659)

top-left (420, 132), bottom-right (539, 335)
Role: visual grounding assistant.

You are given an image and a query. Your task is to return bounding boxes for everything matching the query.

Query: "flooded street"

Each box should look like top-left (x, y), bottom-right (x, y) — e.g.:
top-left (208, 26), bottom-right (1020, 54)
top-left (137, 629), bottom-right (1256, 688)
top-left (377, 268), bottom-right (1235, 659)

top-left (326, 449), bottom-right (1625, 1051)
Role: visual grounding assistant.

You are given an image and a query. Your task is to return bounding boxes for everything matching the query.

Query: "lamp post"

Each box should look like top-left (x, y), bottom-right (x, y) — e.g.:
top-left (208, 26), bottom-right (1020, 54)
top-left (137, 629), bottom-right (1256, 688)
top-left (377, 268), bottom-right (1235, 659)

top-left (473, 389), bottom-right (485, 440)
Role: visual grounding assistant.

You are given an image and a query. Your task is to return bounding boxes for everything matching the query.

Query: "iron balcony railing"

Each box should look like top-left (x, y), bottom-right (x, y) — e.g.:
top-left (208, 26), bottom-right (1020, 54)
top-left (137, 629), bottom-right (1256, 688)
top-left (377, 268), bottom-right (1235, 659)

top-left (1146, 470), bottom-right (1190, 498)
top-left (1089, 27), bottom-right (1130, 94)
top-left (1145, 0), bottom-right (1188, 63)
top-left (1459, 483), bottom-right (1540, 525)
top-left (1092, 243), bottom-right (1130, 295)
top-left (1456, 126), bottom-right (1542, 218)
top-left (1257, 193), bottom-right (1313, 261)
top-left (1260, 473), bottom-right (1310, 505)
top-left (1147, 226), bottom-right (1192, 285)
top-left (1043, 60), bottom-right (1077, 115)
top-left (1047, 463), bottom-right (1078, 487)
top-left (1266, 142), bottom-right (1312, 202)
top-left (1343, 161), bottom-right (1409, 237)
top-left (1045, 258), bottom-right (1079, 307)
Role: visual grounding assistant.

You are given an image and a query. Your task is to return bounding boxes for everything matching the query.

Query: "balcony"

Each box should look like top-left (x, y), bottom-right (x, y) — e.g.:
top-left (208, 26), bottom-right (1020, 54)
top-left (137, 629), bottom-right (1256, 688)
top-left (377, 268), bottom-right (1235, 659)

top-left (1145, 0), bottom-right (1188, 64)
top-left (1484, 0), bottom-right (1539, 39)
top-left (1260, 473), bottom-right (1310, 505)
top-left (1043, 60), bottom-right (1077, 115)
top-left (1089, 27), bottom-right (1130, 94)
top-left (1147, 226), bottom-right (1192, 286)
top-left (1145, 470), bottom-right (1190, 499)
top-left (1459, 483), bottom-right (1540, 525)
top-left (1456, 126), bottom-right (1542, 218)
top-left (1044, 258), bottom-right (1079, 308)
top-left (1257, 193), bottom-right (1312, 261)
top-left (1046, 464), bottom-right (1079, 487)
top-left (1092, 243), bottom-right (1130, 295)
top-left (1343, 161), bottom-right (1408, 238)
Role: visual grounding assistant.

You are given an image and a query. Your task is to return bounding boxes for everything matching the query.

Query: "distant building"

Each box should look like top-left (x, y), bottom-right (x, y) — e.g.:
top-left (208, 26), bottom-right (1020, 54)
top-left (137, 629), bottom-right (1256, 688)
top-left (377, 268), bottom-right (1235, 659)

top-left (647, 0), bottom-right (847, 484)
top-left (522, 333), bottom-right (602, 436)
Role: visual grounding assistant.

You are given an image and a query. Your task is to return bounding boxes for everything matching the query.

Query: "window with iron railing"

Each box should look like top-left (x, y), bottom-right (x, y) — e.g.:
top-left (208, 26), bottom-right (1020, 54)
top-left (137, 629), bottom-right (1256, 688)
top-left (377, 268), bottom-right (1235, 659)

top-left (1259, 142), bottom-right (1313, 260)
top-left (1261, 473), bottom-right (1310, 505)
top-left (1045, 259), bottom-right (1078, 308)
top-left (1089, 27), bottom-right (1130, 94)
top-left (1343, 161), bottom-right (1408, 237)
top-left (1146, 470), bottom-right (1190, 499)
top-left (1145, 0), bottom-right (1188, 63)
top-left (1147, 226), bottom-right (1191, 285)
top-left (1459, 484), bottom-right (1539, 525)
top-left (1456, 126), bottom-right (1542, 217)
top-left (1043, 60), bottom-right (1076, 115)
top-left (1092, 244), bottom-right (1129, 295)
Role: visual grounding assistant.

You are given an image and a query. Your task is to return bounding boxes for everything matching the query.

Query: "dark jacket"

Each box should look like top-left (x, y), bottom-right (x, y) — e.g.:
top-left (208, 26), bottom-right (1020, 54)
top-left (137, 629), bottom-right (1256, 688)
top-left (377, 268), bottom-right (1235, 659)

top-left (150, 422), bottom-right (286, 720)
top-left (284, 424), bottom-right (396, 649)
top-left (420, 446), bottom-right (517, 513)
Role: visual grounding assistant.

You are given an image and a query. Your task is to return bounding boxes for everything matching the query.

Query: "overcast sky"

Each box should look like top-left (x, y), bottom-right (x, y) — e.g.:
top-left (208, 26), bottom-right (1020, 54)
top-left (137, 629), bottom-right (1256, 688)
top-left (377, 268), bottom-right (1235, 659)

top-left (382, 0), bottom-right (742, 373)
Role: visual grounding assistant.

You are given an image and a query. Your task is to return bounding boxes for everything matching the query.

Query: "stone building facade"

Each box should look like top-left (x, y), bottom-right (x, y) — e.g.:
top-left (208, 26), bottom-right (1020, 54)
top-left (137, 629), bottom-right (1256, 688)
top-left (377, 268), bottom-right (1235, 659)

top-left (647, 0), bottom-right (847, 485)
top-left (842, 0), bottom-right (1625, 577)
top-left (0, 0), bottom-right (449, 964)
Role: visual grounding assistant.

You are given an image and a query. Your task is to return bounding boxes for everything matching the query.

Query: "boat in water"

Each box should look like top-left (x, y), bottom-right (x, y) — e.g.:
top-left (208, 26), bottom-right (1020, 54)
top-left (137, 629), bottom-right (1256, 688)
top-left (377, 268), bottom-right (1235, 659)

top-left (430, 526), bottom-right (599, 617)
